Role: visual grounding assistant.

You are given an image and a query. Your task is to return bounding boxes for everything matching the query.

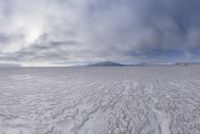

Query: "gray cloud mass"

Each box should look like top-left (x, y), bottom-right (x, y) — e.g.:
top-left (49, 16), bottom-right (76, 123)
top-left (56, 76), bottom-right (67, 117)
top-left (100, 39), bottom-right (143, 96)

top-left (0, 0), bottom-right (200, 66)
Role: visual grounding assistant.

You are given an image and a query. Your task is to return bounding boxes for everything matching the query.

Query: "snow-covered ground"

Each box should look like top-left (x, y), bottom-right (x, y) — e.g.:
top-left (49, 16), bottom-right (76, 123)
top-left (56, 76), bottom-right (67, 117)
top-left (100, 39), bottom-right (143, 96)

top-left (0, 66), bottom-right (200, 134)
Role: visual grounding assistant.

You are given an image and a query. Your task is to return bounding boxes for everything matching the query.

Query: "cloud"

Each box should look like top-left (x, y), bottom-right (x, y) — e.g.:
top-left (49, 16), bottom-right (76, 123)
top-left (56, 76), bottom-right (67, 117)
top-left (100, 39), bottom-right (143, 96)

top-left (0, 0), bottom-right (200, 66)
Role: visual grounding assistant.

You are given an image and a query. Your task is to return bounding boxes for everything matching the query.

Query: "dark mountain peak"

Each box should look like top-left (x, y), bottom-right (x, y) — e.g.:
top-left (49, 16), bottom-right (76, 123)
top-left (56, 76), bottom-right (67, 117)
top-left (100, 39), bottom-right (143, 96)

top-left (89, 61), bottom-right (123, 66)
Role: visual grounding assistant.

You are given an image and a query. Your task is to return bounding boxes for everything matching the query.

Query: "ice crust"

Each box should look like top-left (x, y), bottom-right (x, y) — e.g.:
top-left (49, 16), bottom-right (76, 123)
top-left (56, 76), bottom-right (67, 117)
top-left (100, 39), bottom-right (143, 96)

top-left (0, 66), bottom-right (200, 134)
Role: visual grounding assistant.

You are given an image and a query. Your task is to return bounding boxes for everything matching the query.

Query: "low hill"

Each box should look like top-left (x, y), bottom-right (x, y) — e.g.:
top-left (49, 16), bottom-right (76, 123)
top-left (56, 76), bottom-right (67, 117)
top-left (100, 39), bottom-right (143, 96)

top-left (89, 61), bottom-right (124, 66)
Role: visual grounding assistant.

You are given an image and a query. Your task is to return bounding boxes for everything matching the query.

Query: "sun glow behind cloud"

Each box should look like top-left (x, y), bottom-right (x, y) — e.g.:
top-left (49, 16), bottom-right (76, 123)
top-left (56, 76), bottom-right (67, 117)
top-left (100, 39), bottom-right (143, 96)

top-left (26, 29), bottom-right (41, 44)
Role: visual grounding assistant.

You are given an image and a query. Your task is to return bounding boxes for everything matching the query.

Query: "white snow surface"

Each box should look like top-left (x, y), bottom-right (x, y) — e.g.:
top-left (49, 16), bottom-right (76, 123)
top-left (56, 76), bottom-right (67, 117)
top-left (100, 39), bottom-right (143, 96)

top-left (0, 66), bottom-right (200, 134)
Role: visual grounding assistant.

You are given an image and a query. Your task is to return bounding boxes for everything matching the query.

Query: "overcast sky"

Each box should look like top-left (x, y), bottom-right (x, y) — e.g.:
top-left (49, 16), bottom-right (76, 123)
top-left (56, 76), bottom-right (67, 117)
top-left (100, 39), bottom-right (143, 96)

top-left (0, 0), bottom-right (200, 66)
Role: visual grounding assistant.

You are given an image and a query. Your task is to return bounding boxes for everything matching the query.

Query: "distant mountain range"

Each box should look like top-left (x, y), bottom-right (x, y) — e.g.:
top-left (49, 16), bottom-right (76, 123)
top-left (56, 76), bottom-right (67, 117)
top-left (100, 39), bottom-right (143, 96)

top-left (1, 61), bottom-right (199, 68)
top-left (174, 62), bottom-right (200, 66)
top-left (88, 61), bottom-right (200, 67)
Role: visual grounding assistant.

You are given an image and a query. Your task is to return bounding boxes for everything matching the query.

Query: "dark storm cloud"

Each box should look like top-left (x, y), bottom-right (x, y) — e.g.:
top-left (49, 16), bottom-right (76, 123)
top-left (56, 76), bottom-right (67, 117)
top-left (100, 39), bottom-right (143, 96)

top-left (0, 0), bottom-right (200, 66)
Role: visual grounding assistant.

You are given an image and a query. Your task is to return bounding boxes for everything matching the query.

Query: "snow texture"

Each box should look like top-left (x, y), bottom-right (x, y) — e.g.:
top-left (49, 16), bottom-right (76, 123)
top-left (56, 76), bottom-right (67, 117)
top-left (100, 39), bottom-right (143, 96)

top-left (0, 66), bottom-right (200, 134)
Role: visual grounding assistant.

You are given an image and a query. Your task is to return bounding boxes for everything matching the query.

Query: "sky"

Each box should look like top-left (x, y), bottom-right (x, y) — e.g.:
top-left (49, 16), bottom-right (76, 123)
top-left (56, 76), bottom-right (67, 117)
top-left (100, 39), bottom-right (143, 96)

top-left (0, 0), bottom-right (200, 66)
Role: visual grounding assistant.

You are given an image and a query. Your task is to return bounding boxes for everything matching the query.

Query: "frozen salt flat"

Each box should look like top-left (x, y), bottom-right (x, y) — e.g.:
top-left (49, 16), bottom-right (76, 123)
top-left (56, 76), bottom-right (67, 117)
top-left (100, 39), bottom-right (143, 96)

top-left (0, 66), bottom-right (200, 134)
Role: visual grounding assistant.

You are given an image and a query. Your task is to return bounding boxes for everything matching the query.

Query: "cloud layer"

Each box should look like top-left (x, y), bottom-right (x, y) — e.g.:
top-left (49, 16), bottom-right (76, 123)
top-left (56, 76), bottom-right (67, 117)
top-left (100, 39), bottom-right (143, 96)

top-left (0, 0), bottom-right (200, 66)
